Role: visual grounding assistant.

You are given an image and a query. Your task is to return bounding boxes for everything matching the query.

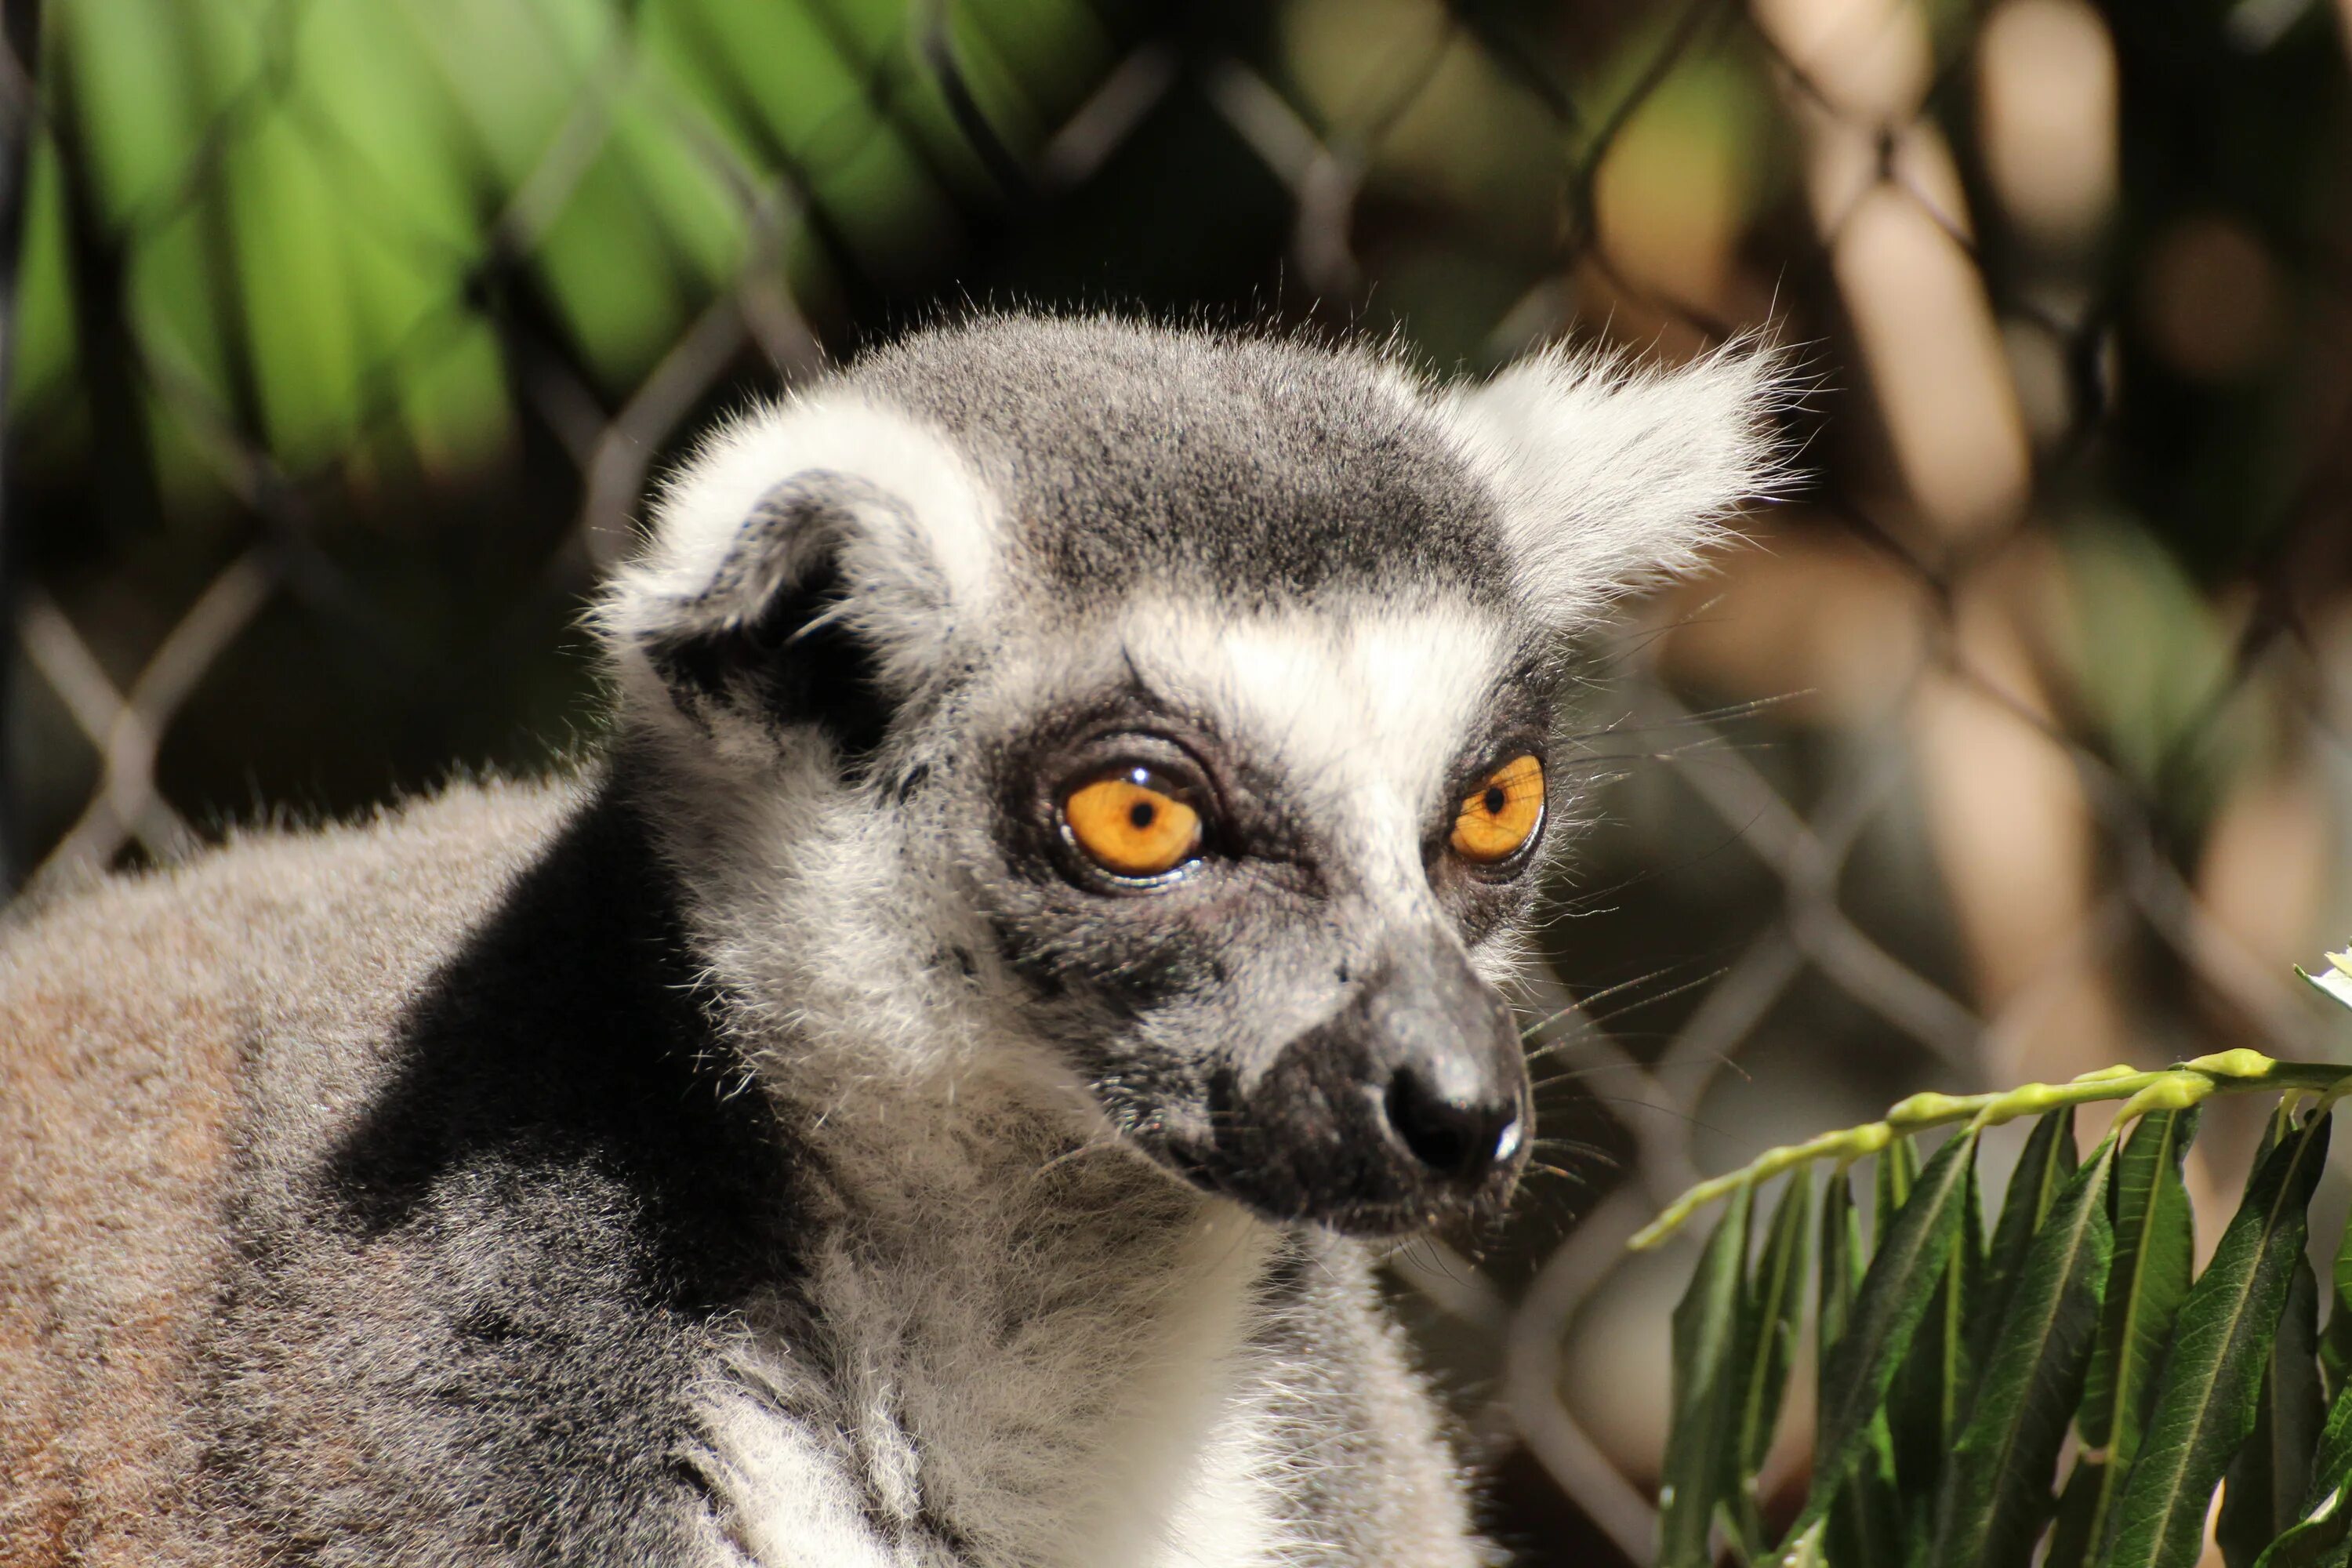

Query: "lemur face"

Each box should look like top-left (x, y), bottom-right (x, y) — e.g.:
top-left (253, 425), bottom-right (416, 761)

top-left (953, 596), bottom-right (1548, 1232)
top-left (604, 317), bottom-right (1781, 1236)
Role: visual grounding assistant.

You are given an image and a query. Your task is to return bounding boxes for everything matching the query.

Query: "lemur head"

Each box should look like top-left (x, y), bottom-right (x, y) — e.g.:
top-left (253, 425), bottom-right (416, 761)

top-left (600, 315), bottom-right (1782, 1236)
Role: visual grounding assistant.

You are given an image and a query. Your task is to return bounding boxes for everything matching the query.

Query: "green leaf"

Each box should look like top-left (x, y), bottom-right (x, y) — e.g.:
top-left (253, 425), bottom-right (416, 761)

top-left (1730, 1174), bottom-right (1816, 1548)
top-left (1889, 1139), bottom-right (1984, 1542)
top-left (2221, 1254), bottom-right (2325, 1566)
top-left (1820, 1165), bottom-right (1863, 1367)
top-left (1876, 1132), bottom-right (1920, 1253)
top-left (1929, 1133), bottom-right (2118, 1568)
top-left (2053, 1108), bottom-right (2201, 1568)
top-left (1978, 1109), bottom-right (2082, 1348)
top-left (1820, 1167), bottom-right (1905, 1568)
top-left (1659, 1186), bottom-right (1755, 1568)
top-left (2252, 1363), bottom-right (2352, 1568)
top-left (1824, 1413), bottom-right (1906, 1566)
top-left (2097, 1112), bottom-right (2333, 1568)
top-left (1775, 1131), bottom-right (1981, 1563)
top-left (2051, 1457), bottom-right (2115, 1568)
top-left (2084, 1109), bottom-right (2203, 1446)
top-left (2321, 1196), bottom-right (2352, 1404)
top-left (1740, 1175), bottom-right (1817, 1474)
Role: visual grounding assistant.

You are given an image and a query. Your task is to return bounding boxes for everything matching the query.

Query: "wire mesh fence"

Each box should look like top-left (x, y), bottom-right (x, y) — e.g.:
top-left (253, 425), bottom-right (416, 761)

top-left (5, 0), bottom-right (2350, 1563)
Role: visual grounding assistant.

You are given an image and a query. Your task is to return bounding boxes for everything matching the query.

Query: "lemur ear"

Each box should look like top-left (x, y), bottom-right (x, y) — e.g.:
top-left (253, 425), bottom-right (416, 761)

top-left (597, 395), bottom-right (998, 768)
top-left (1440, 339), bottom-right (1791, 623)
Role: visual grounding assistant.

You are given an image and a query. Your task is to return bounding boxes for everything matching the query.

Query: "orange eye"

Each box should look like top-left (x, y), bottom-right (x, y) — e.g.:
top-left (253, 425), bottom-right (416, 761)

top-left (1450, 754), bottom-right (1544, 865)
top-left (1062, 769), bottom-right (1204, 879)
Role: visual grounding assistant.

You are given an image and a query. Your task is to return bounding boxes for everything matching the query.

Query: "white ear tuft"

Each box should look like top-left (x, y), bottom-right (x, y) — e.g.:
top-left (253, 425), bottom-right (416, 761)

top-left (1440, 336), bottom-right (1798, 623)
top-left (594, 391), bottom-right (1000, 748)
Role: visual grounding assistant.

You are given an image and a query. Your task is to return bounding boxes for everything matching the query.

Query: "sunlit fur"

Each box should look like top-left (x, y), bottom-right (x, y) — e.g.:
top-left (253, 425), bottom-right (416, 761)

top-left (1439, 335), bottom-right (1796, 620)
top-left (0, 314), bottom-right (1783, 1566)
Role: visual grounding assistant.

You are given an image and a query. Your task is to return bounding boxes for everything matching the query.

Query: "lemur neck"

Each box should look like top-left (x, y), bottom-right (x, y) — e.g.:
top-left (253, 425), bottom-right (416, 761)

top-left (747, 1062), bottom-right (1289, 1568)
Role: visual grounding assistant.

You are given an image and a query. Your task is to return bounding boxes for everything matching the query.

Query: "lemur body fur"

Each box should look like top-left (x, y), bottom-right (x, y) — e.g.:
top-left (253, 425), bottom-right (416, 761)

top-left (0, 316), bottom-right (1781, 1566)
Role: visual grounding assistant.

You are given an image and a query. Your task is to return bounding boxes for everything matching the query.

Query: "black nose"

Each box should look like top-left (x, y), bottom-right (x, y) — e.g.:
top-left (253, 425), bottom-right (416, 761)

top-left (1381, 1064), bottom-right (1523, 1185)
top-left (1355, 938), bottom-right (1527, 1191)
top-left (1188, 935), bottom-right (1531, 1232)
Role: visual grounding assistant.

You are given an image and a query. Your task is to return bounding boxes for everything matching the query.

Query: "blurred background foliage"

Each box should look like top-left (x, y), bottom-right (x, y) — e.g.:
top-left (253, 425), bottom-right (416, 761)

top-left (4, 0), bottom-right (2351, 1563)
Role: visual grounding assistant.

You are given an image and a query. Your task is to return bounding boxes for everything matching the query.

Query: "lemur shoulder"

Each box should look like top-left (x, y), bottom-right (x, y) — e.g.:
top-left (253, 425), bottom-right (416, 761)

top-left (0, 315), bottom-right (1783, 1566)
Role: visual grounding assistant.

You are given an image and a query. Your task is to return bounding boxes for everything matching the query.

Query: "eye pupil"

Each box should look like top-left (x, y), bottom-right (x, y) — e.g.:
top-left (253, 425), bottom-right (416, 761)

top-left (1450, 754), bottom-right (1545, 867)
top-left (1062, 770), bottom-right (1204, 880)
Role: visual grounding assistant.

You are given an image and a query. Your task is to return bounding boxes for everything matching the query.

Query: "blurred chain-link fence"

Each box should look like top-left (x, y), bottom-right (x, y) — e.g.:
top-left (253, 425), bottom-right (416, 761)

top-left (5, 0), bottom-right (2351, 1563)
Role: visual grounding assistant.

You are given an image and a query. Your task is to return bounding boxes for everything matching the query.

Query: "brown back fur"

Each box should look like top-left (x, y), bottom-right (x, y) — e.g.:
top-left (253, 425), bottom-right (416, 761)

top-left (0, 780), bottom-right (575, 1566)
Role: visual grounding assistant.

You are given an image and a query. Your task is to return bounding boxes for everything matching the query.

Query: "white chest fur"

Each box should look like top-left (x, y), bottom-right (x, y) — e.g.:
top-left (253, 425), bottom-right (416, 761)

top-left (695, 1145), bottom-right (1298, 1568)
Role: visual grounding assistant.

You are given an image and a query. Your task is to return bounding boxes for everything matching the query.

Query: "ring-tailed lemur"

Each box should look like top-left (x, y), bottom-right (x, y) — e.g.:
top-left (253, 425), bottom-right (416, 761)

top-left (0, 315), bottom-right (1780, 1566)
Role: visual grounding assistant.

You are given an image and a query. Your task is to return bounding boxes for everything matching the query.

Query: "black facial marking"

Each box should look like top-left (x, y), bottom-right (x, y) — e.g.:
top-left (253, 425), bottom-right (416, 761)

top-left (1417, 663), bottom-right (1562, 938)
top-left (985, 681), bottom-right (1330, 903)
top-left (972, 680), bottom-right (1348, 1037)
top-left (983, 903), bottom-right (1215, 1021)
